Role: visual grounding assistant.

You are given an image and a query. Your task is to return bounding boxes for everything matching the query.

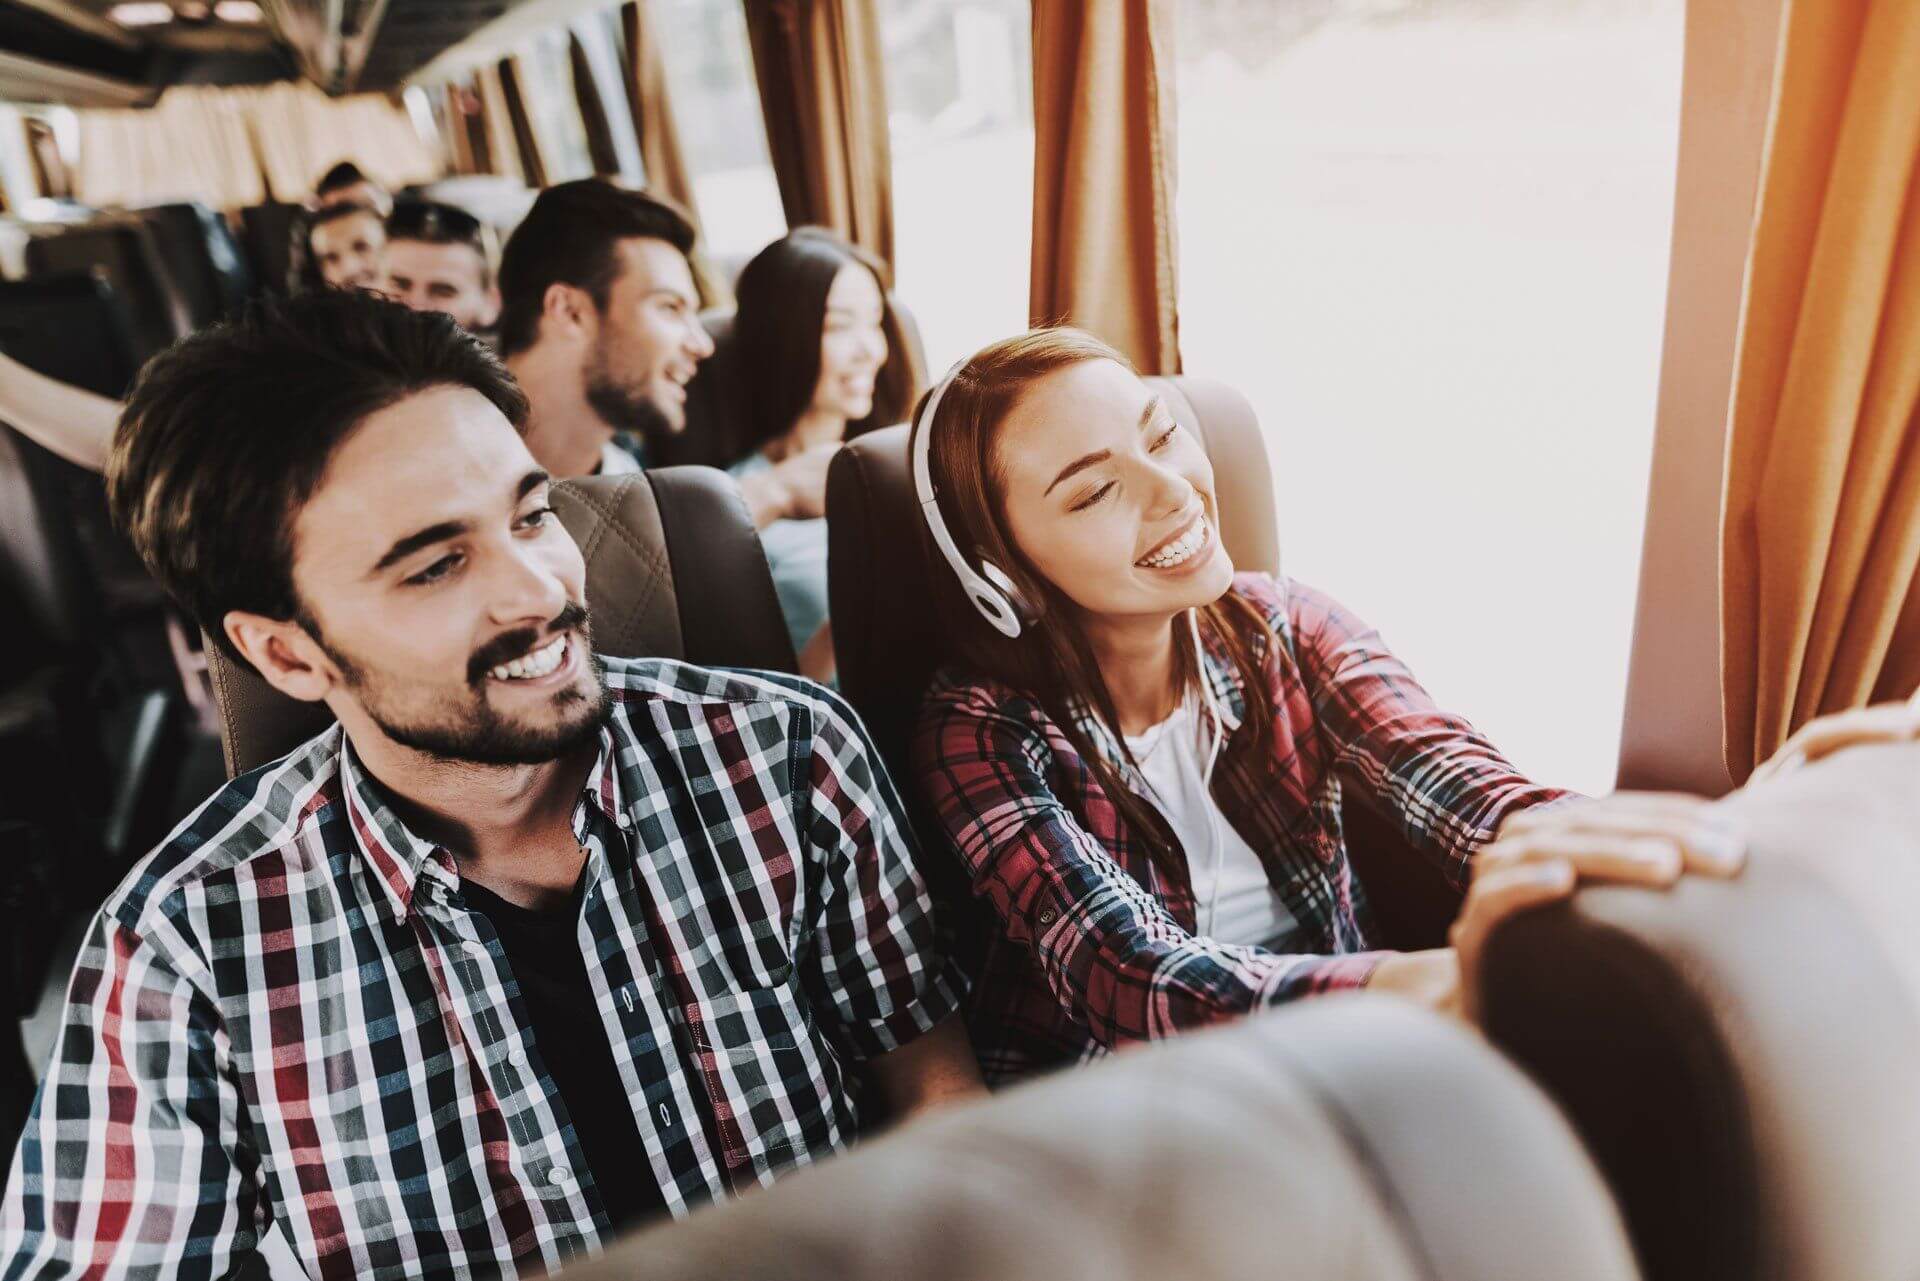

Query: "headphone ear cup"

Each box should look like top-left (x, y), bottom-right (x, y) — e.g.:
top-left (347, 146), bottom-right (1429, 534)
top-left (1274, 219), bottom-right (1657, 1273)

top-left (977, 559), bottom-right (1037, 625)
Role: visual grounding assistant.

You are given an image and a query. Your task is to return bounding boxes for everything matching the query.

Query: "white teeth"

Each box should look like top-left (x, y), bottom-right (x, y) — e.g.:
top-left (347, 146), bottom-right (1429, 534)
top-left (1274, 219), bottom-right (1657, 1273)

top-left (489, 635), bottom-right (566, 682)
top-left (1137, 517), bottom-right (1209, 569)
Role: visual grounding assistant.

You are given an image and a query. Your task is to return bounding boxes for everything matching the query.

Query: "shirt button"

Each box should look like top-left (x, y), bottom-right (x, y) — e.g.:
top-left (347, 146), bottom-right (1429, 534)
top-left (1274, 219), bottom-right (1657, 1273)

top-left (464, 940), bottom-right (487, 957)
top-left (508, 1047), bottom-right (527, 1067)
top-left (547, 1166), bottom-right (573, 1187)
top-left (615, 813), bottom-right (632, 829)
top-left (1037, 907), bottom-right (1058, 925)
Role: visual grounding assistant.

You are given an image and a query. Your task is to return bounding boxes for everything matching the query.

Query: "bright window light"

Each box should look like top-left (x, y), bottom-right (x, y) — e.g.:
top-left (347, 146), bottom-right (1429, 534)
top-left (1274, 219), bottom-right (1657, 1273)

top-left (214, 0), bottom-right (263, 20)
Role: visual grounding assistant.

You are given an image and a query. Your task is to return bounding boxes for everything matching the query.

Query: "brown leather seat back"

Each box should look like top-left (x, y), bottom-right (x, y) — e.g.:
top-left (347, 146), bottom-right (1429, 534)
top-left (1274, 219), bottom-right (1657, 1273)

top-left (207, 467), bottom-right (795, 777)
top-left (559, 996), bottom-right (1640, 1281)
top-left (1477, 742), bottom-right (1920, 1281)
top-left (825, 375), bottom-right (1275, 784)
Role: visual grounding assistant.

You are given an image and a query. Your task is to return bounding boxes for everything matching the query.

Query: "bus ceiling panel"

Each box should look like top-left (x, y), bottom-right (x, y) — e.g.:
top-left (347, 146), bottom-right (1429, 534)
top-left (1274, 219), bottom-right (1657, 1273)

top-left (398, 0), bottom-right (616, 88)
top-left (354, 0), bottom-right (514, 91)
top-left (0, 0), bottom-right (154, 90)
top-left (257, 0), bottom-right (393, 94)
top-left (0, 46), bottom-right (152, 106)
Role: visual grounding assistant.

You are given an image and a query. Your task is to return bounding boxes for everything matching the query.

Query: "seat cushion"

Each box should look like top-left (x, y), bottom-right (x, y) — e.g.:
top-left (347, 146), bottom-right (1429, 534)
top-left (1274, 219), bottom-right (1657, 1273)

top-left (558, 995), bottom-right (1639, 1281)
top-left (1478, 742), bottom-right (1920, 1281)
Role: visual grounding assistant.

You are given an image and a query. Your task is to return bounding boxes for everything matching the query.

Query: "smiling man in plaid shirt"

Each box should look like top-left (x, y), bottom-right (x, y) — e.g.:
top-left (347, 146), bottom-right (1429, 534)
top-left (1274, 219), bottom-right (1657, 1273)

top-left (0, 291), bottom-right (979, 1280)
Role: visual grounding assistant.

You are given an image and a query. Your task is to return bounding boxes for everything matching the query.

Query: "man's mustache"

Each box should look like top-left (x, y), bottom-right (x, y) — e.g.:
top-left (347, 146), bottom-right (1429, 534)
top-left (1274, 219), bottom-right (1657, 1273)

top-left (468, 601), bottom-right (591, 685)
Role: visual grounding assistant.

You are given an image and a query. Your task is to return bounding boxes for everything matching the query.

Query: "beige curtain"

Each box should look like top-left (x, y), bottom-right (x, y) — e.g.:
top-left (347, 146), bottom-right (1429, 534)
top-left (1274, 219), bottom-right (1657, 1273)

top-left (1029, 0), bottom-right (1181, 374)
top-left (73, 87), bottom-right (264, 210)
top-left (1721, 0), bottom-right (1920, 780)
top-left (474, 64), bottom-right (525, 184)
top-left (620, 0), bottom-right (701, 225)
top-left (239, 81), bottom-right (440, 202)
top-left (496, 56), bottom-right (549, 189)
top-left (742, 0), bottom-right (894, 266)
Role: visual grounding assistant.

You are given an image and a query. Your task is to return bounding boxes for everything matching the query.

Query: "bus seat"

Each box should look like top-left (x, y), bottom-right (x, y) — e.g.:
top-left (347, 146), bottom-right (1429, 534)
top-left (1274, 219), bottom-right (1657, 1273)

top-left (557, 995), bottom-right (1640, 1281)
top-left (0, 273), bottom-right (144, 399)
top-left (25, 218), bottom-right (189, 365)
top-left (204, 466), bottom-right (797, 777)
top-left (1476, 741), bottom-right (1920, 1281)
top-left (239, 202), bottom-right (309, 297)
top-left (136, 203), bottom-right (254, 328)
top-left (662, 297), bottom-right (929, 470)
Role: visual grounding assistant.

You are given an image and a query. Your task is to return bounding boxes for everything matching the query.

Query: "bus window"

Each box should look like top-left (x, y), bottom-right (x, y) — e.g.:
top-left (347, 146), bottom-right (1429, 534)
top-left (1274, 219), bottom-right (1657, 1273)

top-left (1176, 0), bottom-right (1685, 793)
top-left (654, 0), bottom-right (787, 271)
top-left (880, 0), bottom-right (1034, 371)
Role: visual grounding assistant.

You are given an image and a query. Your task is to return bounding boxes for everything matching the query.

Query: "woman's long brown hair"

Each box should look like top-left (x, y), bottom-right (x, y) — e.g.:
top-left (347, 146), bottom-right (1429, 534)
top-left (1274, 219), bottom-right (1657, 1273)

top-left (914, 328), bottom-right (1277, 874)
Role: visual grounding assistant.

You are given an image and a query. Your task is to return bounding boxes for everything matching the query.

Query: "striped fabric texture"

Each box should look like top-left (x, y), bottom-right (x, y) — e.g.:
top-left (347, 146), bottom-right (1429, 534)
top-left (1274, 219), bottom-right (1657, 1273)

top-left (914, 573), bottom-right (1568, 1086)
top-left (3, 658), bottom-right (961, 1280)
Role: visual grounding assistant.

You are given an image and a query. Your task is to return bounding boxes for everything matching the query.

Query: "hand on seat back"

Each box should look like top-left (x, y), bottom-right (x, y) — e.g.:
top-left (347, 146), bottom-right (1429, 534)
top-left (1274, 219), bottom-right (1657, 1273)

top-left (1447, 793), bottom-right (1748, 1024)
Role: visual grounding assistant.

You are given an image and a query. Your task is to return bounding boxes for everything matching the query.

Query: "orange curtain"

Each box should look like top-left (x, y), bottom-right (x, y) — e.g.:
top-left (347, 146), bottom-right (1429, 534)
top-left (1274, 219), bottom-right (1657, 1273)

top-left (742, 0), bottom-right (894, 266)
top-left (496, 56), bottom-right (549, 189)
top-left (1029, 0), bottom-right (1181, 374)
top-left (620, 0), bottom-right (701, 227)
top-left (1721, 0), bottom-right (1920, 780)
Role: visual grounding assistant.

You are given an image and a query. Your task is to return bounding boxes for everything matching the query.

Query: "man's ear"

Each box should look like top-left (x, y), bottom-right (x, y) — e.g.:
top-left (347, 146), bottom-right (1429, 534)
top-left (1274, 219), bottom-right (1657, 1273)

top-left (541, 281), bottom-right (590, 338)
top-left (222, 611), bottom-right (337, 704)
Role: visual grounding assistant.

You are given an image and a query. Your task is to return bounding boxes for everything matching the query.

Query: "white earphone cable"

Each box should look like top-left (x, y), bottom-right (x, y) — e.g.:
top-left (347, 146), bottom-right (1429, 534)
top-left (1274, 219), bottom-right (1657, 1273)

top-left (1188, 607), bottom-right (1229, 938)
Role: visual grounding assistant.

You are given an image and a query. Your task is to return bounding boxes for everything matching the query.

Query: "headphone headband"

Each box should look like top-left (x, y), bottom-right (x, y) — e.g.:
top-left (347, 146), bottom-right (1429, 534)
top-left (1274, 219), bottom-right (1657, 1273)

top-left (911, 353), bottom-right (1028, 638)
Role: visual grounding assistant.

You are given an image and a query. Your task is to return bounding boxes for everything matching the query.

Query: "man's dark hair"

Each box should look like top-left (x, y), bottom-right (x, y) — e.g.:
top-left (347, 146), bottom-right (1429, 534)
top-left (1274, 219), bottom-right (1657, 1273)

top-left (315, 160), bottom-right (370, 197)
top-left (495, 180), bottom-right (698, 358)
top-left (387, 199), bottom-right (496, 280)
top-left (107, 290), bottom-right (528, 664)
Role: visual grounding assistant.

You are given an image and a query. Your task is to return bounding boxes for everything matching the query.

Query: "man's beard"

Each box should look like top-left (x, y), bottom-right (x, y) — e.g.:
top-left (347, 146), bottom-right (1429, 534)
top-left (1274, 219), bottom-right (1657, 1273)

top-left (315, 602), bottom-right (613, 767)
top-left (584, 335), bottom-right (677, 444)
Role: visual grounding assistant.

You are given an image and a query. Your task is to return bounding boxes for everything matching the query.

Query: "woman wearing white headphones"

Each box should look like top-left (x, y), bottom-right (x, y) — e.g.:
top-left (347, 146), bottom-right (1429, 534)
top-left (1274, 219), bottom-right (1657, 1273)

top-left (910, 328), bottom-right (1748, 1087)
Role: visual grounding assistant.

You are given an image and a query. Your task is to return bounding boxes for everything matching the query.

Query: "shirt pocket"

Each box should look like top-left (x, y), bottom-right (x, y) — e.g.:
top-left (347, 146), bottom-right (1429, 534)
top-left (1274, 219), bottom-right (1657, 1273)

top-left (681, 983), bottom-right (839, 1190)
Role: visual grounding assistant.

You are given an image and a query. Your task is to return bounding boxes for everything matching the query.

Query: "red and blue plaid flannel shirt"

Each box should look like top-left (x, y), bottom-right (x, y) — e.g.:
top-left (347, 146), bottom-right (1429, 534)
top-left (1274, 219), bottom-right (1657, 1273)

top-left (2, 658), bottom-right (961, 1279)
top-left (913, 573), bottom-right (1567, 1085)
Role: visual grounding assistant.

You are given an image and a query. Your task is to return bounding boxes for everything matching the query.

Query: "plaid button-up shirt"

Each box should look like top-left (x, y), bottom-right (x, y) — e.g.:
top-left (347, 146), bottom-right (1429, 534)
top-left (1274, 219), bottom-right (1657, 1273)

top-left (3, 658), bottom-right (961, 1280)
top-left (914, 573), bottom-right (1567, 1086)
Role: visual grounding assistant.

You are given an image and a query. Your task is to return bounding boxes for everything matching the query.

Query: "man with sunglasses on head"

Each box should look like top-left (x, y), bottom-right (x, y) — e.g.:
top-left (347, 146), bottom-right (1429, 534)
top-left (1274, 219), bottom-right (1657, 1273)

top-left (0, 291), bottom-right (980, 1279)
top-left (385, 199), bottom-right (502, 340)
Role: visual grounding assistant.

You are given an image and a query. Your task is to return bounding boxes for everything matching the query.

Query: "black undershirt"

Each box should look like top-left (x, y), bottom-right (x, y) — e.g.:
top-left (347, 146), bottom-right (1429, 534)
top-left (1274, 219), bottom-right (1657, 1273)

top-left (459, 876), bottom-right (668, 1231)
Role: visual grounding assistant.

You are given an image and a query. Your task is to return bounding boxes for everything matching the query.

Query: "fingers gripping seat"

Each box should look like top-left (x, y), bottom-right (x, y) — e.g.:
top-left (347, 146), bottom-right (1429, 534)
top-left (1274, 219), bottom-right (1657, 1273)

top-left (1476, 742), bottom-right (1920, 1281)
top-left (205, 468), bottom-right (796, 777)
top-left (557, 996), bottom-right (1640, 1281)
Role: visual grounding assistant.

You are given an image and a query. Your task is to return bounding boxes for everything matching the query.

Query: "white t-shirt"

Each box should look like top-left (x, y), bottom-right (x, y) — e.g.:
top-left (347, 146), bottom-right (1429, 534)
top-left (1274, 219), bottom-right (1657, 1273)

top-left (1124, 702), bottom-right (1301, 949)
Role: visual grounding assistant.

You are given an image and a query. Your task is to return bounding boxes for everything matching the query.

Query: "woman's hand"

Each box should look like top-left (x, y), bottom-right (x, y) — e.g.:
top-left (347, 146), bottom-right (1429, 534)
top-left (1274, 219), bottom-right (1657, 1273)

top-left (1748, 690), bottom-right (1920, 787)
top-left (1447, 794), bottom-right (1747, 1023)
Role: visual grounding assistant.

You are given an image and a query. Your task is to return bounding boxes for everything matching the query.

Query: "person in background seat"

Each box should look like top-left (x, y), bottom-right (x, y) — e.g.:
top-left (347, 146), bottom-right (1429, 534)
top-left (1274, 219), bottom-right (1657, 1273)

top-left (0, 292), bottom-right (980, 1280)
top-left (307, 201), bottom-right (387, 291)
top-left (725, 228), bottom-right (901, 684)
top-left (910, 327), bottom-right (1747, 1086)
top-left (384, 198), bottom-right (502, 339)
top-left (494, 181), bottom-right (836, 533)
top-left (314, 158), bottom-right (393, 218)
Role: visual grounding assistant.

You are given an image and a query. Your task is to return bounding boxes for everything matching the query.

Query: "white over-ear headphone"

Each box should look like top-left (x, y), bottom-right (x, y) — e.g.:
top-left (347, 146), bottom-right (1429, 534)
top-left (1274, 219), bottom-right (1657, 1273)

top-left (911, 354), bottom-right (1035, 638)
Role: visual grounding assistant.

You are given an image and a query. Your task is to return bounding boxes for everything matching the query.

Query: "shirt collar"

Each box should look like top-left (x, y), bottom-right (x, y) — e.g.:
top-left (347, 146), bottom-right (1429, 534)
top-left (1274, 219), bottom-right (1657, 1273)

top-left (340, 724), bottom-right (627, 924)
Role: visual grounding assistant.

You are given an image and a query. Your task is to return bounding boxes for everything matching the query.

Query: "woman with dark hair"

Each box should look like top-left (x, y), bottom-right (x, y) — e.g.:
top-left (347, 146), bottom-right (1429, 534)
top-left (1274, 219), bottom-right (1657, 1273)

top-left (910, 327), bottom-right (1747, 1086)
top-left (727, 227), bottom-right (905, 682)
